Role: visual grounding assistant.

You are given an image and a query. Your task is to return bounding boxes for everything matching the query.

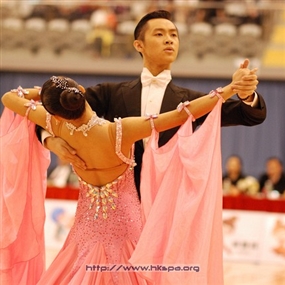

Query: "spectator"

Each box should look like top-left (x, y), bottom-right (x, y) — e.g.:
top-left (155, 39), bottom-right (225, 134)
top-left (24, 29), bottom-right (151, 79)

top-left (195, 0), bottom-right (227, 25)
top-left (223, 155), bottom-right (259, 196)
top-left (259, 157), bottom-right (285, 197)
top-left (47, 157), bottom-right (78, 188)
top-left (86, 6), bottom-right (117, 57)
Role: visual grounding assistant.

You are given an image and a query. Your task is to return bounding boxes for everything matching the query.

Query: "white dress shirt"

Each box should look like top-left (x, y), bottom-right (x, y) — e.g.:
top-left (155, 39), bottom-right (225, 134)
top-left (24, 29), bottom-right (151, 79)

top-left (140, 68), bottom-right (172, 147)
top-left (140, 67), bottom-right (172, 116)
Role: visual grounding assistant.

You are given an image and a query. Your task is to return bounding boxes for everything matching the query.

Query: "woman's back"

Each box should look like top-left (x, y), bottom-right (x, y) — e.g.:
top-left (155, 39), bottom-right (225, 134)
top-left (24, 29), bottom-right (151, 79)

top-left (48, 109), bottom-right (134, 186)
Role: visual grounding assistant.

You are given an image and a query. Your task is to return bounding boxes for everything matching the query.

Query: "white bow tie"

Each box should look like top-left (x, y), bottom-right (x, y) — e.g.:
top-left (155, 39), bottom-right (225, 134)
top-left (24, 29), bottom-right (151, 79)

top-left (141, 72), bottom-right (171, 87)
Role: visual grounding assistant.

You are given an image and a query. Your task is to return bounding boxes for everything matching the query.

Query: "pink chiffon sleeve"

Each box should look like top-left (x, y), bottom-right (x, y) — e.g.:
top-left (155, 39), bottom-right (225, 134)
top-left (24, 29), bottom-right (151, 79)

top-left (0, 108), bottom-right (50, 285)
top-left (130, 100), bottom-right (224, 285)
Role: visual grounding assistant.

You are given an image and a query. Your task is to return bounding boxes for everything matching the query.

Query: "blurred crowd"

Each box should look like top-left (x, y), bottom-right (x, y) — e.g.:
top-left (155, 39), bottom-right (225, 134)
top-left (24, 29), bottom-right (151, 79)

top-left (1, 0), bottom-right (278, 58)
top-left (222, 155), bottom-right (285, 199)
top-left (1, 0), bottom-right (268, 26)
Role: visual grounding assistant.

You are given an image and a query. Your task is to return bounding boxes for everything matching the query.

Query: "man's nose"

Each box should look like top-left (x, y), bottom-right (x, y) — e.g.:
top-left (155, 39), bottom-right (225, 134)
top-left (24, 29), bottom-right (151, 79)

top-left (165, 35), bottom-right (173, 44)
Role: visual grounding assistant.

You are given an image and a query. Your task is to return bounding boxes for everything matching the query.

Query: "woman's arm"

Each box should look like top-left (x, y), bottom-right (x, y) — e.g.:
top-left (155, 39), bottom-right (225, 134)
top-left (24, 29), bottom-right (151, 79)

top-left (1, 87), bottom-right (47, 129)
top-left (121, 66), bottom-right (258, 147)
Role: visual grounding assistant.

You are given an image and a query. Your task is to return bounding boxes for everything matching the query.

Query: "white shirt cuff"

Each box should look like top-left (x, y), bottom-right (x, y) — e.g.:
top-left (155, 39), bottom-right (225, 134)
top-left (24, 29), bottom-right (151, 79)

top-left (242, 92), bottom-right (258, 107)
top-left (41, 129), bottom-right (52, 145)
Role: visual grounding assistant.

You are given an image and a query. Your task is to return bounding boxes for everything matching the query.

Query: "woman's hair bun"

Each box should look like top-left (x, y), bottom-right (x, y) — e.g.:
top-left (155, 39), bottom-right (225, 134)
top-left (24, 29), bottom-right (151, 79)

top-left (59, 87), bottom-right (85, 111)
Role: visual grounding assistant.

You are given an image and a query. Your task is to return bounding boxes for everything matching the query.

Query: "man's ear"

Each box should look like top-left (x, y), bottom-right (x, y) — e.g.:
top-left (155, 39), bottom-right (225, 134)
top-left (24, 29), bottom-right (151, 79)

top-left (133, 40), bottom-right (143, 53)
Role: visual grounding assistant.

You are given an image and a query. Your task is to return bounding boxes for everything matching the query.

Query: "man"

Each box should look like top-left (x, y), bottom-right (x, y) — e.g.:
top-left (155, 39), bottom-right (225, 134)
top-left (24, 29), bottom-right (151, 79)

top-left (222, 155), bottom-right (259, 196)
top-left (259, 157), bottom-right (285, 195)
top-left (41, 10), bottom-right (266, 198)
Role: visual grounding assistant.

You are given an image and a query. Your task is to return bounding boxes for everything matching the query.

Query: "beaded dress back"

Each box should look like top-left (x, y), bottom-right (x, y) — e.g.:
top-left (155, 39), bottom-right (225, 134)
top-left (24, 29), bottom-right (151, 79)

top-left (65, 112), bottom-right (107, 136)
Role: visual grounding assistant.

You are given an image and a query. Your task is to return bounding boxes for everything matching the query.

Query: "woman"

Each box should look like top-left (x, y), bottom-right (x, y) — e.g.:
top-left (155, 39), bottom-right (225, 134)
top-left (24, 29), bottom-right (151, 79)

top-left (1, 66), bottom-right (256, 284)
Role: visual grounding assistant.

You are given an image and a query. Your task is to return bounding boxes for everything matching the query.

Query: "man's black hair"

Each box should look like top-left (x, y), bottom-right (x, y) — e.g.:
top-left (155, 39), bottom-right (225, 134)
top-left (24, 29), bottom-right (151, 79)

top-left (134, 10), bottom-right (172, 40)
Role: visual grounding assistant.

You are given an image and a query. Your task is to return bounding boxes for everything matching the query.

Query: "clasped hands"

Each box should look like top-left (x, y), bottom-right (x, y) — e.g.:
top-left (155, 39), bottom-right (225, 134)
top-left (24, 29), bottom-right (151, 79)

top-left (231, 59), bottom-right (258, 101)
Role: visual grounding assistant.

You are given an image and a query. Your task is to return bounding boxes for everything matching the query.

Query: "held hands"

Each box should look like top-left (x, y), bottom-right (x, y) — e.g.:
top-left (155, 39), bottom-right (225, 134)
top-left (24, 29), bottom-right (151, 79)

top-left (45, 136), bottom-right (87, 170)
top-left (231, 59), bottom-right (259, 100)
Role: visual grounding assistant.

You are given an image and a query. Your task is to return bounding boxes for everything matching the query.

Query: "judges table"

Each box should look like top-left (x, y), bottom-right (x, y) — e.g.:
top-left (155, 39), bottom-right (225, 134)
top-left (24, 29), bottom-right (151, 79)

top-left (46, 186), bottom-right (285, 213)
top-left (46, 186), bottom-right (79, 200)
top-left (223, 194), bottom-right (285, 213)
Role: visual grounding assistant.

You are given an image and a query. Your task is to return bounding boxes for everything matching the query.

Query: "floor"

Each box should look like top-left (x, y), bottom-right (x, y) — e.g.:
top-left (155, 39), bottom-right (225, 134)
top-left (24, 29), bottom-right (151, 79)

top-left (45, 247), bottom-right (285, 285)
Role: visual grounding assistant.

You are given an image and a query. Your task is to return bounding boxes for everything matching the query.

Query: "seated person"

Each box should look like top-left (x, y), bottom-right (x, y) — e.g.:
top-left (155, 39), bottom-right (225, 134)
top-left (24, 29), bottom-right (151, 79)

top-left (47, 157), bottom-right (79, 188)
top-left (259, 157), bottom-right (285, 197)
top-left (222, 155), bottom-right (259, 196)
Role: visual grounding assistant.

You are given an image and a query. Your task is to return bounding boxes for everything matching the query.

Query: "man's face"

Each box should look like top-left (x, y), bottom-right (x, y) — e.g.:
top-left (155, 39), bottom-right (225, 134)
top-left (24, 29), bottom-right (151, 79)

top-left (137, 18), bottom-right (179, 70)
top-left (267, 159), bottom-right (282, 179)
top-left (226, 157), bottom-right (242, 175)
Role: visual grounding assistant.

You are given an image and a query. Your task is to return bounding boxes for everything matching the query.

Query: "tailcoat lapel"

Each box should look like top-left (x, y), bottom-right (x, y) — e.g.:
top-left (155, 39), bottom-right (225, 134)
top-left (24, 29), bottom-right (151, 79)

top-left (121, 78), bottom-right (142, 117)
top-left (121, 79), bottom-right (187, 147)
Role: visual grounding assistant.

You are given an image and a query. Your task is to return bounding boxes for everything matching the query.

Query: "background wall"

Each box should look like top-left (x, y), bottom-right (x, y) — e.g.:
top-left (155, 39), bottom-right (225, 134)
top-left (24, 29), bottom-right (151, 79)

top-left (1, 71), bottom-right (284, 179)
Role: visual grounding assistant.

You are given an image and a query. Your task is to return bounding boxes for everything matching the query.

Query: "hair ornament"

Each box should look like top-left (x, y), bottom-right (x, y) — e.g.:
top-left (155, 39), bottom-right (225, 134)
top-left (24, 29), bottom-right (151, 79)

top-left (50, 76), bottom-right (83, 96)
top-left (51, 76), bottom-right (68, 89)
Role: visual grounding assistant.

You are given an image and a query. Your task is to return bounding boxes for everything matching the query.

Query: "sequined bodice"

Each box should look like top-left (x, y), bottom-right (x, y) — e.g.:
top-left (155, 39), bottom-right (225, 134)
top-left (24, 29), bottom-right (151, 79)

top-left (77, 171), bottom-right (122, 220)
top-left (67, 167), bottom-right (142, 281)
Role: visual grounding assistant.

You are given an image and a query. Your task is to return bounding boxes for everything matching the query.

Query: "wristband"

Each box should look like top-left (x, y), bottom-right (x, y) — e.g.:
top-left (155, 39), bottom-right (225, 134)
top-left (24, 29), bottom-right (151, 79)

top-left (209, 87), bottom-right (225, 103)
top-left (177, 101), bottom-right (191, 116)
top-left (10, 86), bottom-right (29, 98)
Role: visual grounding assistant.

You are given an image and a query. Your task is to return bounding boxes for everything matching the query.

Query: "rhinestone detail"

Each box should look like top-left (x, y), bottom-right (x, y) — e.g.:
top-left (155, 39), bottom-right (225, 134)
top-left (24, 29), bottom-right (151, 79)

top-left (78, 176), bottom-right (122, 220)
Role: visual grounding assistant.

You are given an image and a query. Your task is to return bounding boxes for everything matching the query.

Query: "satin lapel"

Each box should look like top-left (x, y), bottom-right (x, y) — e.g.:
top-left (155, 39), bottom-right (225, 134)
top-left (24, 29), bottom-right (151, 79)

top-left (122, 78), bottom-right (142, 117)
top-left (122, 78), bottom-right (143, 149)
top-left (160, 81), bottom-right (186, 113)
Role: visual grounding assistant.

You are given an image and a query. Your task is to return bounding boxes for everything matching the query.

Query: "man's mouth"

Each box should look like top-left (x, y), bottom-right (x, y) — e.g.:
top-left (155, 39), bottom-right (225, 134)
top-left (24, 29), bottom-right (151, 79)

top-left (164, 48), bottom-right (174, 52)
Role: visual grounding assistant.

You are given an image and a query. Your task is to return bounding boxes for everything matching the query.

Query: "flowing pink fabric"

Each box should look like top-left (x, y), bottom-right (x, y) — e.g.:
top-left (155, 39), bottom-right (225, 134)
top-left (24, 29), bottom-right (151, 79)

top-left (37, 168), bottom-right (152, 285)
top-left (0, 108), bottom-right (50, 285)
top-left (130, 100), bottom-right (224, 285)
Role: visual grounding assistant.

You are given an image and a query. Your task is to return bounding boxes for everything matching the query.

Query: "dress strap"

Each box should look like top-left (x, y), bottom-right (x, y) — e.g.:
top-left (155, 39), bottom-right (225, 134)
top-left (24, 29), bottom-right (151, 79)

top-left (177, 101), bottom-right (195, 121)
top-left (45, 113), bottom-right (55, 137)
top-left (114, 118), bottom-right (136, 167)
top-left (145, 114), bottom-right (158, 130)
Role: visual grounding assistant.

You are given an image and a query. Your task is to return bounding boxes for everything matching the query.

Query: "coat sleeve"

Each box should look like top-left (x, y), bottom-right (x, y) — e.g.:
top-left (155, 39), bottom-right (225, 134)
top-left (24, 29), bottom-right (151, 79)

top-left (220, 92), bottom-right (266, 126)
top-left (192, 91), bottom-right (266, 127)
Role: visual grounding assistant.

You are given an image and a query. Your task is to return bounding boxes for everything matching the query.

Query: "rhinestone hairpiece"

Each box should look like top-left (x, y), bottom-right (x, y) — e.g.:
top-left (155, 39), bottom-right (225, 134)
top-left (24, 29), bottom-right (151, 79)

top-left (50, 76), bottom-right (68, 89)
top-left (50, 76), bottom-right (83, 96)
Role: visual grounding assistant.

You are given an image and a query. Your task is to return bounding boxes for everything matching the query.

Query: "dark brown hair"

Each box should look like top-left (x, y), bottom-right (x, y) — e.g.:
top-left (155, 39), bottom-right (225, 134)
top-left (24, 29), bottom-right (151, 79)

top-left (41, 76), bottom-right (85, 120)
top-left (134, 10), bottom-right (173, 41)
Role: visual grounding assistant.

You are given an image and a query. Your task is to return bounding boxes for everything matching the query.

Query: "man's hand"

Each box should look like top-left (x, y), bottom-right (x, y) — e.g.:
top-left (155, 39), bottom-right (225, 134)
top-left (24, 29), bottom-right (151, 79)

top-left (44, 136), bottom-right (87, 169)
top-left (231, 59), bottom-right (259, 100)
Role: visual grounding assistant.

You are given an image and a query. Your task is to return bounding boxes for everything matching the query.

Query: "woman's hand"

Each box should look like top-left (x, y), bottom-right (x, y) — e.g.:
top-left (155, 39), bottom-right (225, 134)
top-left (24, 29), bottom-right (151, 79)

top-left (231, 59), bottom-right (259, 99)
